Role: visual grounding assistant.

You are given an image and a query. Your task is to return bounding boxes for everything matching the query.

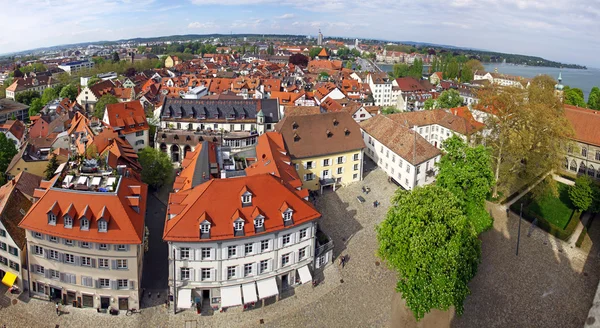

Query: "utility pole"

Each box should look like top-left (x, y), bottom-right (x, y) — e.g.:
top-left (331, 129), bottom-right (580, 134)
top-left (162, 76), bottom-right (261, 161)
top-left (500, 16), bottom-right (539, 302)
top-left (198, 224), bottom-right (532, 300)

top-left (516, 203), bottom-right (523, 256)
top-left (172, 247), bottom-right (177, 314)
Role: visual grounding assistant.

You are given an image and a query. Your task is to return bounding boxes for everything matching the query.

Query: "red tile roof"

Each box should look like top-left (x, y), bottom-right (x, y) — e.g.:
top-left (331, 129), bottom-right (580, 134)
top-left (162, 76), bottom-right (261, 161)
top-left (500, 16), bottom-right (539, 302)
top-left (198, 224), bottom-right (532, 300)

top-left (163, 174), bottom-right (319, 242)
top-left (104, 101), bottom-right (149, 135)
top-left (19, 174), bottom-right (147, 244)
top-left (564, 105), bottom-right (600, 146)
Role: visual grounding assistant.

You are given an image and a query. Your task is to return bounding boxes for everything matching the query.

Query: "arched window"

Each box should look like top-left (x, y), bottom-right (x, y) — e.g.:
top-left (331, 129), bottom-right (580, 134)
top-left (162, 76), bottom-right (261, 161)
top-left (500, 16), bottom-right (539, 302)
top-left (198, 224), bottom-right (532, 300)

top-left (588, 165), bottom-right (595, 177)
top-left (579, 162), bottom-right (586, 174)
top-left (570, 160), bottom-right (577, 172)
top-left (564, 158), bottom-right (569, 169)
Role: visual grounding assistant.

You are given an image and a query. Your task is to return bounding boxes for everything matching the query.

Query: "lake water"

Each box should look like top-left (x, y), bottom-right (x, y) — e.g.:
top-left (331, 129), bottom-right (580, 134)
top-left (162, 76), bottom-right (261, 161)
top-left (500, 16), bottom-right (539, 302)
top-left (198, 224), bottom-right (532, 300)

top-left (378, 63), bottom-right (600, 100)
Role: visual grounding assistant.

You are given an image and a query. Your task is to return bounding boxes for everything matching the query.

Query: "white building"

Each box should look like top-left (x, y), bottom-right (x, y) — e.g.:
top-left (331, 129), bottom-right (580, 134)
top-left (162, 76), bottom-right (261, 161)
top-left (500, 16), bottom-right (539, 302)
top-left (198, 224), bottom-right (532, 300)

top-left (366, 73), bottom-right (393, 106)
top-left (102, 101), bottom-right (149, 152)
top-left (58, 60), bottom-right (95, 75)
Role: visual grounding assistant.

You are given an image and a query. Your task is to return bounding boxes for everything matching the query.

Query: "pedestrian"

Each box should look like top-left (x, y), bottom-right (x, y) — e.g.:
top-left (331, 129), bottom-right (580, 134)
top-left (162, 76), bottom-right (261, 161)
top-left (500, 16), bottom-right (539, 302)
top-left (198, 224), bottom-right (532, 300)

top-left (342, 255), bottom-right (347, 269)
top-left (55, 302), bottom-right (60, 316)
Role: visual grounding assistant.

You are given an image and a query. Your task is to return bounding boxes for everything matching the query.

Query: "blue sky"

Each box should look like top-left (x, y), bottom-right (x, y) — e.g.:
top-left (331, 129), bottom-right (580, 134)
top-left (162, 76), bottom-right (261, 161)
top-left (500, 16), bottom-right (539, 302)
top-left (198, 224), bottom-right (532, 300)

top-left (2, 0), bottom-right (600, 67)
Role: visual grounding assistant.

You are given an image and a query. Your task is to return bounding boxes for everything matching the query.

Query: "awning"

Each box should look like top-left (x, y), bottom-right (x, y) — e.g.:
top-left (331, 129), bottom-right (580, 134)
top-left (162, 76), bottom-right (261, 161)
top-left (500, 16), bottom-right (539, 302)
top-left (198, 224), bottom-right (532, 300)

top-left (54, 162), bottom-right (66, 174)
top-left (176, 288), bottom-right (192, 309)
top-left (297, 265), bottom-right (312, 284)
top-left (256, 277), bottom-right (278, 299)
top-left (242, 283), bottom-right (257, 304)
top-left (220, 285), bottom-right (242, 308)
top-left (1, 272), bottom-right (17, 287)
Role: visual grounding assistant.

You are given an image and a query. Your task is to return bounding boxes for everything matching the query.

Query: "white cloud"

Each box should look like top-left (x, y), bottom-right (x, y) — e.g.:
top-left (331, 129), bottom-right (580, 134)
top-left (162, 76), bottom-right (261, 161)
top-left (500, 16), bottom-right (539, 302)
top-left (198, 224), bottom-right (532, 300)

top-left (276, 13), bottom-right (295, 19)
top-left (188, 22), bottom-right (218, 29)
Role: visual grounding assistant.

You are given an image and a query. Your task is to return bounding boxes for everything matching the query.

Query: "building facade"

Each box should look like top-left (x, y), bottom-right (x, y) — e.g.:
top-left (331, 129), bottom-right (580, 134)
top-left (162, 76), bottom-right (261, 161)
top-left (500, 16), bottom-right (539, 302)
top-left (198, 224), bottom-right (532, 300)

top-left (58, 60), bottom-right (95, 75)
top-left (563, 105), bottom-right (600, 179)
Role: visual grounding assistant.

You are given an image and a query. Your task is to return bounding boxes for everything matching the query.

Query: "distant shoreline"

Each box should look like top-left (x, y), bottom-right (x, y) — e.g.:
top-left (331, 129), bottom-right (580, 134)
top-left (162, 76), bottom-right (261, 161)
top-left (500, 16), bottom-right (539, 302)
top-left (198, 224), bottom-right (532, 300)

top-left (375, 61), bottom-right (587, 70)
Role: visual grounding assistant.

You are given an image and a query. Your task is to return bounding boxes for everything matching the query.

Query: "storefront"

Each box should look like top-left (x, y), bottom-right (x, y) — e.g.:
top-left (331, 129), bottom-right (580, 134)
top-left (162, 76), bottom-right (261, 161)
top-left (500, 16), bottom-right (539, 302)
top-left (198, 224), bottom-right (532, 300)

top-left (297, 266), bottom-right (312, 285)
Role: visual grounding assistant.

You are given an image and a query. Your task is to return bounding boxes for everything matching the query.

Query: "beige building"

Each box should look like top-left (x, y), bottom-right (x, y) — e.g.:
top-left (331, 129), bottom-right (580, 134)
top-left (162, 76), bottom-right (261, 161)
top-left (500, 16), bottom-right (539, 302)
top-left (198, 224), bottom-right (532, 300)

top-left (275, 112), bottom-right (365, 193)
top-left (563, 105), bottom-right (600, 179)
top-left (19, 164), bottom-right (148, 311)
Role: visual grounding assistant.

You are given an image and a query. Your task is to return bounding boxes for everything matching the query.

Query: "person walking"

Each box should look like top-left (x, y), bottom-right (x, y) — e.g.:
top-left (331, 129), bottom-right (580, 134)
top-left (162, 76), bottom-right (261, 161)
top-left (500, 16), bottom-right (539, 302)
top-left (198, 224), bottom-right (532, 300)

top-left (55, 302), bottom-right (60, 316)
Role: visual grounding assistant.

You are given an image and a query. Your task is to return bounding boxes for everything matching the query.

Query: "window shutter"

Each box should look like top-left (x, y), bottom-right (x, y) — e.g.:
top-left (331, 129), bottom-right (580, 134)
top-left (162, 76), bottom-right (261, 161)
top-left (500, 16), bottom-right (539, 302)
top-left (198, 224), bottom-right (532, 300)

top-left (89, 243), bottom-right (95, 249)
top-left (190, 268), bottom-right (195, 282)
top-left (78, 241), bottom-right (82, 248)
top-left (30, 245), bottom-right (35, 255)
top-left (177, 268), bottom-right (181, 281)
top-left (44, 270), bottom-right (50, 279)
top-left (94, 279), bottom-right (99, 289)
top-left (60, 273), bottom-right (66, 283)
top-left (124, 260), bottom-right (129, 270)
top-left (46, 235), bottom-right (51, 241)
top-left (211, 268), bottom-right (217, 281)
top-left (343, 156), bottom-right (346, 163)
top-left (195, 249), bottom-right (201, 261)
top-left (129, 280), bottom-right (136, 290)
top-left (110, 280), bottom-right (117, 290)
top-left (30, 264), bottom-right (35, 272)
top-left (126, 245), bottom-right (130, 251)
top-left (62, 239), bottom-right (67, 245)
top-left (70, 274), bottom-right (76, 284)
top-left (321, 159), bottom-right (325, 166)
top-left (113, 245), bottom-right (118, 251)
top-left (74, 256), bottom-right (80, 266)
top-left (91, 259), bottom-right (96, 268)
top-left (44, 249), bottom-right (50, 259)
top-left (58, 252), bottom-right (64, 263)
top-left (111, 260), bottom-right (117, 270)
top-left (269, 259), bottom-right (273, 272)
top-left (189, 249), bottom-right (195, 261)
top-left (95, 243), bottom-right (100, 250)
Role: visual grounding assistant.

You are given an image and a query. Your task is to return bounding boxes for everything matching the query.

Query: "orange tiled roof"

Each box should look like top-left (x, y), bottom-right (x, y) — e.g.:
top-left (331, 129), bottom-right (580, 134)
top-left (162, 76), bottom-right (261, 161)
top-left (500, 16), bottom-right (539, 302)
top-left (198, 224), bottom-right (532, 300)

top-left (104, 101), bottom-right (149, 135)
top-left (564, 105), bottom-right (600, 146)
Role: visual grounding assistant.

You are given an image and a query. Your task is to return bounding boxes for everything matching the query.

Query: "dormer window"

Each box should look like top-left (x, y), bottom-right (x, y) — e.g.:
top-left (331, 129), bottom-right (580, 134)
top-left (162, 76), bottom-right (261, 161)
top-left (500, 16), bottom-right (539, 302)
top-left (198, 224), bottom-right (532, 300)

top-left (292, 122), bottom-right (299, 130)
top-left (201, 224), bottom-right (210, 234)
top-left (326, 130), bottom-right (333, 138)
top-left (333, 119), bottom-right (339, 126)
top-left (48, 214), bottom-right (57, 226)
top-left (283, 211), bottom-right (293, 221)
top-left (293, 133), bottom-right (300, 142)
top-left (254, 216), bottom-right (264, 228)
top-left (234, 220), bottom-right (244, 231)
top-left (242, 194), bottom-right (252, 205)
top-left (64, 216), bottom-right (73, 229)
top-left (98, 219), bottom-right (108, 232)
top-left (344, 128), bottom-right (350, 136)
top-left (80, 218), bottom-right (89, 231)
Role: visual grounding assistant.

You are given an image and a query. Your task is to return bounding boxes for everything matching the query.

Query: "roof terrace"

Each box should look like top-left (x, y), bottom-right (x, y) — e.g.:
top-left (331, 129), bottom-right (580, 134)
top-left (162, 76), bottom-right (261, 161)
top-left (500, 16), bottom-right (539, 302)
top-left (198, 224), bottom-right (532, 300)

top-left (53, 158), bottom-right (125, 193)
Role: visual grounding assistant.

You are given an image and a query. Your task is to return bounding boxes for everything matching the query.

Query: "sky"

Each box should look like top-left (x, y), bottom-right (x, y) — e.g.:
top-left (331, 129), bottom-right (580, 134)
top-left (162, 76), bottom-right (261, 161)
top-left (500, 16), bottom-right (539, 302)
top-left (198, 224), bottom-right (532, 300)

top-left (1, 0), bottom-right (599, 67)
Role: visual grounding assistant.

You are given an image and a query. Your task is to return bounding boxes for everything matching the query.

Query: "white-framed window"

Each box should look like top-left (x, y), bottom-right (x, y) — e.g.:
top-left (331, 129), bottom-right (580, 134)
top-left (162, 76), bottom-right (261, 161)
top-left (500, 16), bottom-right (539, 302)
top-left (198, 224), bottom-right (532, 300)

top-left (81, 256), bottom-right (92, 267)
top-left (306, 161), bottom-right (314, 169)
top-left (201, 248), bottom-right (211, 259)
top-left (35, 265), bottom-right (45, 274)
top-left (337, 156), bottom-right (344, 164)
top-left (337, 167), bottom-right (343, 175)
top-left (181, 267), bottom-right (190, 280)
top-left (254, 217), bottom-right (264, 228)
top-left (201, 268), bottom-right (211, 281)
top-left (33, 232), bottom-right (43, 239)
top-left (282, 234), bottom-right (291, 246)
top-left (323, 159), bottom-right (330, 166)
top-left (354, 164), bottom-right (359, 171)
top-left (227, 266), bottom-right (236, 279)
top-left (260, 240), bottom-right (269, 252)
top-left (244, 263), bottom-right (253, 277)
top-left (234, 221), bottom-right (244, 231)
top-left (180, 247), bottom-right (190, 260)
top-left (200, 224), bottom-right (210, 234)
top-left (80, 218), bottom-right (89, 231)
top-left (259, 260), bottom-right (269, 273)
top-left (65, 239), bottom-right (74, 246)
top-left (64, 216), bottom-right (73, 228)
top-left (117, 259), bottom-right (128, 269)
top-left (281, 253), bottom-right (291, 267)
top-left (49, 250), bottom-right (59, 260)
top-left (117, 244), bottom-right (127, 251)
top-left (99, 258), bottom-right (109, 269)
top-left (353, 153), bottom-right (359, 161)
top-left (50, 269), bottom-right (60, 280)
top-left (99, 243), bottom-right (108, 250)
top-left (48, 214), bottom-right (56, 225)
top-left (299, 228), bottom-right (308, 240)
top-left (33, 245), bottom-right (43, 255)
top-left (241, 194), bottom-right (252, 204)
top-left (245, 243), bottom-right (253, 255)
top-left (117, 279), bottom-right (128, 290)
top-left (304, 173), bottom-right (314, 181)
top-left (98, 220), bottom-right (107, 232)
top-left (283, 211), bottom-right (292, 221)
top-left (228, 246), bottom-right (237, 258)
top-left (81, 242), bottom-right (90, 249)
top-left (64, 253), bottom-right (75, 264)
top-left (299, 247), bottom-right (307, 260)
top-left (49, 236), bottom-right (58, 243)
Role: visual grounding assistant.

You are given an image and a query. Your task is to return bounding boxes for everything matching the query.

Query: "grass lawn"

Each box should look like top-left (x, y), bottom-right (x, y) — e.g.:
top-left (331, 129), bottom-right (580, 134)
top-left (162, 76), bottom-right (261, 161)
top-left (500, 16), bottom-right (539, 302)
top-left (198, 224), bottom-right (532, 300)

top-left (527, 183), bottom-right (574, 230)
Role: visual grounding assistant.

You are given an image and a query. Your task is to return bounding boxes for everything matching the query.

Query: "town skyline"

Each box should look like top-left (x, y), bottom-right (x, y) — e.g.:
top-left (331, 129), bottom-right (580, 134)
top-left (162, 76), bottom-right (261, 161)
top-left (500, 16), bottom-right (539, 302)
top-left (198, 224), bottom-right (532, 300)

top-left (2, 0), bottom-right (599, 67)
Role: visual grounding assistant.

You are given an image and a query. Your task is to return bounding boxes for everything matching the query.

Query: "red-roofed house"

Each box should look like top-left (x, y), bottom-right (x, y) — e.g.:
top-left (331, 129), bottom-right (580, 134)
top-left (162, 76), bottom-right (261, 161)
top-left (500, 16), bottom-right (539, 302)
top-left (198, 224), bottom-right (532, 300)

top-left (563, 105), bottom-right (600, 178)
top-left (102, 101), bottom-right (149, 152)
top-left (0, 120), bottom-right (26, 148)
top-left (163, 131), bottom-right (331, 311)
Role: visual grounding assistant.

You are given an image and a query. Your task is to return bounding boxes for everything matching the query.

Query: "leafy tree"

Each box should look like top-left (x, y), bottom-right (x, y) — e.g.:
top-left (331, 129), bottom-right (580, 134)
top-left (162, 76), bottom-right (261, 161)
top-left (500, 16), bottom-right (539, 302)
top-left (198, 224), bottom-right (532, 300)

top-left (124, 67), bottom-right (137, 77)
top-left (137, 46), bottom-right (147, 54)
top-left (464, 59), bottom-right (484, 72)
top-left (309, 47), bottom-right (323, 59)
top-left (112, 52), bottom-right (120, 63)
top-left (28, 98), bottom-right (44, 117)
top-left (0, 133), bottom-right (18, 184)
top-left (345, 60), bottom-right (353, 70)
top-left (59, 84), bottom-right (78, 100)
top-left (336, 46), bottom-right (350, 58)
top-left (461, 65), bottom-right (473, 83)
top-left (423, 98), bottom-right (435, 110)
top-left (436, 136), bottom-right (495, 233)
top-left (93, 94), bottom-right (118, 119)
top-left (20, 62), bottom-right (47, 74)
top-left (87, 77), bottom-right (100, 87)
top-left (388, 63), bottom-right (409, 79)
top-left (138, 147), bottom-right (173, 189)
top-left (92, 57), bottom-right (105, 66)
top-left (588, 87), bottom-right (600, 110)
top-left (41, 87), bottom-right (58, 105)
top-left (569, 176), bottom-right (594, 212)
top-left (15, 90), bottom-right (40, 105)
top-left (444, 58), bottom-right (460, 79)
top-left (479, 75), bottom-right (573, 198)
top-left (318, 72), bottom-right (330, 81)
top-left (435, 89), bottom-right (463, 108)
top-left (381, 106), bottom-right (399, 114)
top-left (350, 48), bottom-right (361, 57)
top-left (563, 86), bottom-right (586, 107)
top-left (377, 185), bottom-right (481, 320)
top-left (44, 154), bottom-right (60, 180)
top-left (408, 59), bottom-right (423, 79)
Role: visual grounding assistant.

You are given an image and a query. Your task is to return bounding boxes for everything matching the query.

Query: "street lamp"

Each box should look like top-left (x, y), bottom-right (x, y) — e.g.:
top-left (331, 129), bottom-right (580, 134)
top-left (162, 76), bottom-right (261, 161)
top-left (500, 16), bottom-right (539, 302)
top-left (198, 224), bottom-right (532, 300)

top-left (516, 203), bottom-right (523, 256)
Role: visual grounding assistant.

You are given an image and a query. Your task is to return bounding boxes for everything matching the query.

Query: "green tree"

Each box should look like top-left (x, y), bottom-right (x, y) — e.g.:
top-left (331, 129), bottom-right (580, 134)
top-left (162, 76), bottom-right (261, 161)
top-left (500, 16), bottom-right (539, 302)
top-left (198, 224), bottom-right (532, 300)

top-left (460, 65), bottom-right (473, 83)
top-left (309, 47), bottom-right (323, 59)
top-left (350, 48), bottom-right (361, 57)
top-left (318, 72), bottom-right (330, 81)
top-left (588, 87), bottom-right (600, 110)
top-left (423, 98), bottom-right (435, 110)
top-left (377, 185), bottom-right (481, 320)
top-left (408, 59), bottom-right (423, 79)
top-left (15, 90), bottom-right (40, 105)
top-left (437, 136), bottom-right (495, 233)
top-left (444, 58), bottom-right (460, 79)
top-left (435, 89), bottom-right (463, 108)
top-left (93, 94), bottom-right (118, 119)
top-left (479, 75), bottom-right (573, 198)
top-left (137, 46), bottom-right (147, 54)
top-left (44, 154), bottom-right (60, 180)
top-left (138, 147), bottom-right (173, 189)
top-left (569, 176), bottom-right (594, 212)
top-left (563, 86), bottom-right (586, 107)
top-left (59, 84), bottom-right (78, 100)
top-left (87, 77), bottom-right (100, 87)
top-left (41, 87), bottom-right (58, 105)
top-left (336, 47), bottom-right (350, 58)
top-left (112, 52), bottom-right (120, 63)
top-left (345, 60), bottom-right (353, 70)
top-left (28, 98), bottom-right (44, 117)
top-left (381, 106), bottom-right (399, 114)
top-left (0, 133), bottom-right (18, 184)
top-left (389, 63), bottom-right (409, 79)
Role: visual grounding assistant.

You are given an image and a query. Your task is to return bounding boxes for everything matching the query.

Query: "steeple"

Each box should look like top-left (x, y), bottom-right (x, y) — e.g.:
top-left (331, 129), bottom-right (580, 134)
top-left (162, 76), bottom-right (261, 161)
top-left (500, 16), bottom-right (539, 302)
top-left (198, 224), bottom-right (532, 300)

top-left (555, 71), bottom-right (564, 91)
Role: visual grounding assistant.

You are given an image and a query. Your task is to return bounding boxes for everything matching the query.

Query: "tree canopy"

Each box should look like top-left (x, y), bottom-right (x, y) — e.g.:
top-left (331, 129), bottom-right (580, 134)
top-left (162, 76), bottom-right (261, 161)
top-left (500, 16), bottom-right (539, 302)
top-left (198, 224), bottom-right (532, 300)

top-left (479, 75), bottom-right (573, 198)
top-left (377, 185), bottom-right (481, 320)
top-left (41, 87), bottom-right (58, 105)
top-left (44, 154), bottom-right (60, 180)
top-left (436, 136), bottom-right (495, 233)
top-left (381, 106), bottom-right (400, 114)
top-left (93, 94), bottom-right (118, 119)
top-left (15, 90), bottom-right (40, 105)
top-left (138, 147), bottom-right (173, 189)
top-left (425, 89), bottom-right (463, 109)
top-left (0, 133), bottom-right (18, 184)
top-left (28, 98), bottom-right (44, 117)
top-left (59, 84), bottom-right (78, 100)
top-left (569, 176), bottom-right (594, 212)
top-left (289, 53), bottom-right (309, 67)
top-left (563, 86), bottom-right (586, 108)
top-left (588, 87), bottom-right (600, 110)
top-left (309, 47), bottom-right (323, 59)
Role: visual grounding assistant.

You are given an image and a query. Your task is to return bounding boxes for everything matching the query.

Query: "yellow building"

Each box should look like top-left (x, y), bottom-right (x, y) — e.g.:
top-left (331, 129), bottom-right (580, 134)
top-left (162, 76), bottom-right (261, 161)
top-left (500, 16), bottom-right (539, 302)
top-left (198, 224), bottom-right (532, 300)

top-left (164, 55), bottom-right (180, 68)
top-left (275, 111), bottom-right (365, 192)
top-left (6, 144), bottom-right (68, 180)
